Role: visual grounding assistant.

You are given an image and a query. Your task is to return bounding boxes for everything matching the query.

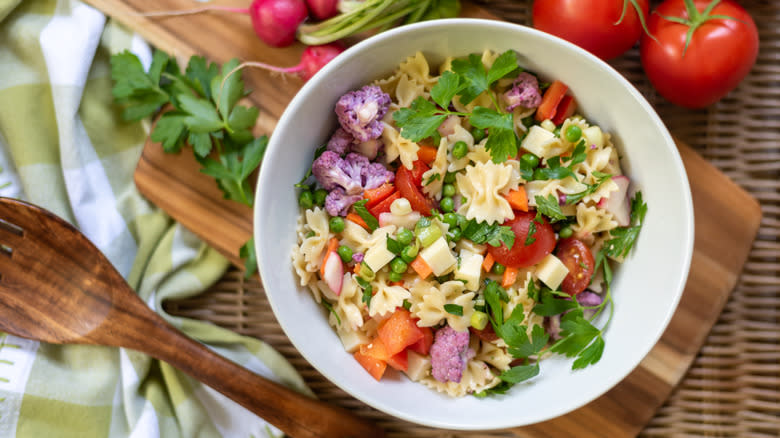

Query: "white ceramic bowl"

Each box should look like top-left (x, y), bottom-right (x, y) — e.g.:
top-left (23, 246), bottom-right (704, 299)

top-left (254, 18), bottom-right (694, 430)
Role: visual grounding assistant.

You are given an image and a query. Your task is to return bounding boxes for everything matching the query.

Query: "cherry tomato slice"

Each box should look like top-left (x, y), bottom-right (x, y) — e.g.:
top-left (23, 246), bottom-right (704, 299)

top-left (396, 163), bottom-right (434, 215)
top-left (407, 159), bottom-right (429, 186)
top-left (488, 211), bottom-right (555, 268)
top-left (555, 238), bottom-right (595, 295)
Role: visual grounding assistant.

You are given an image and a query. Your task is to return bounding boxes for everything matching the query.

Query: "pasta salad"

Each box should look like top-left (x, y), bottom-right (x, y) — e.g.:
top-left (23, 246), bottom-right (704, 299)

top-left (291, 50), bottom-right (647, 397)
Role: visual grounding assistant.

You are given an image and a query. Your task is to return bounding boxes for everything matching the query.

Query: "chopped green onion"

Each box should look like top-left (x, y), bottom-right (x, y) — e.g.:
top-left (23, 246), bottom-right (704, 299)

top-left (417, 224), bottom-right (442, 247)
top-left (470, 310), bottom-right (488, 330)
top-left (359, 263), bottom-right (375, 281)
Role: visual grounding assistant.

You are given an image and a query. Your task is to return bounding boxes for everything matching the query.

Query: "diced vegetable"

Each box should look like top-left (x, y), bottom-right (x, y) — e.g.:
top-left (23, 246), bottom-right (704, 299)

top-left (418, 237), bottom-right (457, 277)
top-left (416, 224), bottom-right (443, 248)
top-left (534, 253), bottom-right (570, 290)
top-left (346, 212), bottom-right (370, 230)
top-left (551, 95), bottom-right (577, 125)
top-left (501, 266), bottom-right (519, 288)
top-left (320, 237), bottom-right (340, 277)
top-left (410, 254), bottom-right (433, 279)
top-left (535, 80), bottom-right (569, 122)
top-left (377, 308), bottom-right (425, 356)
top-left (354, 349), bottom-right (387, 381)
top-left (482, 252), bottom-right (495, 273)
top-left (364, 183), bottom-right (395, 208)
top-left (407, 326), bottom-right (434, 355)
top-left (470, 310), bottom-right (489, 330)
top-left (417, 144), bottom-right (438, 164)
top-left (504, 187), bottom-right (529, 212)
top-left (321, 252), bottom-right (344, 295)
top-left (369, 191), bottom-right (401, 217)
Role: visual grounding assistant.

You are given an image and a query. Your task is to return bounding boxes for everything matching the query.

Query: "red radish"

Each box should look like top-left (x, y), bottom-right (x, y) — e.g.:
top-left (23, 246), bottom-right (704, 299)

top-left (597, 175), bottom-right (630, 226)
top-left (305, 0), bottom-right (339, 20)
top-left (322, 252), bottom-right (344, 295)
top-left (249, 0), bottom-right (309, 47)
top-left (137, 0), bottom-right (308, 48)
top-left (222, 42), bottom-right (345, 86)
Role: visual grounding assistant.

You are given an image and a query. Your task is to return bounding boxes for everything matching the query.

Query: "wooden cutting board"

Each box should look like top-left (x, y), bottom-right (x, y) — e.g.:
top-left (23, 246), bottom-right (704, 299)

top-left (85, 0), bottom-right (762, 436)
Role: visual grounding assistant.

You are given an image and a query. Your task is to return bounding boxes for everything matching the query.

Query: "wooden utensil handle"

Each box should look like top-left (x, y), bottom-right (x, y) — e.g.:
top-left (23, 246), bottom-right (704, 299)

top-left (124, 310), bottom-right (384, 438)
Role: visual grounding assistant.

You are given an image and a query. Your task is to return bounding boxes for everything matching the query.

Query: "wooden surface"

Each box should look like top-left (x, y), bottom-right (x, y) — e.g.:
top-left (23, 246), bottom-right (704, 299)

top-left (0, 198), bottom-right (384, 438)
top-left (84, 0), bottom-right (763, 436)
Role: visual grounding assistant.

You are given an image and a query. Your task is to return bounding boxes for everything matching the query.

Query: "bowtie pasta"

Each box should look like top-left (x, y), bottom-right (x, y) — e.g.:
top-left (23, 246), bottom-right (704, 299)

top-left (292, 50), bottom-right (647, 397)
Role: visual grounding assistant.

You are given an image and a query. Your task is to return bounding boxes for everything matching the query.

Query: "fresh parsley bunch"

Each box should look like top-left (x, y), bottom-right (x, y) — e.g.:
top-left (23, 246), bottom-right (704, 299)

top-left (111, 50), bottom-right (267, 207)
top-left (111, 50), bottom-right (268, 276)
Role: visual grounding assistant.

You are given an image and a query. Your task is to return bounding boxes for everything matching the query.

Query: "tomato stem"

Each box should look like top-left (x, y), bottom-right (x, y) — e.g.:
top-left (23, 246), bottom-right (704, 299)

top-left (616, 0), bottom-right (658, 43)
top-left (657, 0), bottom-right (740, 56)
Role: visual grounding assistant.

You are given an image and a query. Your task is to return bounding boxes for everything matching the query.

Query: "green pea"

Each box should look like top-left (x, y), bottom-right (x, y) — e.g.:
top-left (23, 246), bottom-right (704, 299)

top-left (442, 183), bottom-right (456, 198)
top-left (559, 226), bottom-right (573, 238)
top-left (442, 212), bottom-right (459, 228)
top-left (298, 190), bottom-right (314, 209)
top-left (452, 141), bottom-right (469, 159)
top-left (440, 196), bottom-right (454, 213)
top-left (492, 263), bottom-right (506, 275)
top-left (337, 245), bottom-right (353, 263)
top-left (564, 125), bottom-right (582, 143)
top-left (388, 271), bottom-right (403, 283)
top-left (401, 245), bottom-right (419, 263)
top-left (397, 227), bottom-right (414, 246)
top-left (329, 216), bottom-right (345, 233)
top-left (313, 188), bottom-right (328, 206)
top-left (448, 227), bottom-right (462, 242)
top-left (391, 257), bottom-right (408, 274)
top-left (472, 127), bottom-right (486, 142)
top-left (443, 172), bottom-right (457, 184)
top-left (521, 153), bottom-right (540, 169)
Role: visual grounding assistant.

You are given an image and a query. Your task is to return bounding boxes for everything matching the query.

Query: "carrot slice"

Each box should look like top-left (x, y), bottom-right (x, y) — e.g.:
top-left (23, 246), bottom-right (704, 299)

top-left (363, 183), bottom-right (395, 208)
top-left (504, 187), bottom-right (528, 212)
top-left (551, 95), bottom-right (577, 125)
top-left (502, 266), bottom-right (519, 288)
top-left (346, 212), bottom-right (370, 230)
top-left (320, 237), bottom-right (340, 277)
top-left (354, 349), bottom-right (387, 381)
top-left (410, 254), bottom-right (433, 279)
top-left (416, 145), bottom-right (438, 164)
top-left (482, 252), bottom-right (495, 273)
top-left (535, 80), bottom-right (568, 122)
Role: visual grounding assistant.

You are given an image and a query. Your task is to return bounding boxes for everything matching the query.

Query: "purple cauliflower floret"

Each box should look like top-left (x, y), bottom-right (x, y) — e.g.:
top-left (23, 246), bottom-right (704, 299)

top-left (312, 150), bottom-right (362, 195)
top-left (335, 85), bottom-right (391, 142)
top-left (324, 187), bottom-right (363, 217)
top-left (326, 127), bottom-right (355, 155)
top-left (362, 162), bottom-right (395, 190)
top-left (352, 252), bottom-right (364, 264)
top-left (430, 325), bottom-right (474, 383)
top-left (342, 152), bottom-right (371, 182)
top-left (545, 291), bottom-right (604, 340)
top-left (504, 72), bottom-right (542, 111)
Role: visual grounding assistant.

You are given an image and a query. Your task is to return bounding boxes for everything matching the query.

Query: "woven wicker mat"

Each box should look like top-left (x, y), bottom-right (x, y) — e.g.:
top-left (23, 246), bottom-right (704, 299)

top-left (165, 1), bottom-right (780, 436)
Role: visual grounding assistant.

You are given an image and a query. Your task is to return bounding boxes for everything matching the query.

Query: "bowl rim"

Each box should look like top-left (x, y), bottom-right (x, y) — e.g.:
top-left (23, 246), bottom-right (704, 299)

top-left (254, 17), bottom-right (695, 430)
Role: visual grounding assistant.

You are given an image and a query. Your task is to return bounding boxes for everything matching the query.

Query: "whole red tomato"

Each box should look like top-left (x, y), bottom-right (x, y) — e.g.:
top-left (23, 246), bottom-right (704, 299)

top-left (532, 0), bottom-right (650, 60)
top-left (640, 0), bottom-right (759, 108)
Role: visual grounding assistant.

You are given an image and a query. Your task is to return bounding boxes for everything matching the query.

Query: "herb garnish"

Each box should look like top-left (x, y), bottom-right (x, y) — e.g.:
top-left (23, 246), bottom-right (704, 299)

top-left (564, 171), bottom-right (612, 205)
top-left (356, 276), bottom-right (373, 306)
top-left (394, 50), bottom-right (522, 163)
top-left (535, 194), bottom-right (568, 222)
top-left (352, 199), bottom-right (380, 231)
top-left (604, 191), bottom-right (648, 259)
top-left (444, 304), bottom-right (464, 316)
top-left (461, 219), bottom-right (516, 249)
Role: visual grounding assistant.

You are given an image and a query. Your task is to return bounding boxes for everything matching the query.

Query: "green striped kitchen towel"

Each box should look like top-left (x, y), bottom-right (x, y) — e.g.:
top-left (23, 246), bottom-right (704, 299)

top-left (0, 0), bottom-right (310, 436)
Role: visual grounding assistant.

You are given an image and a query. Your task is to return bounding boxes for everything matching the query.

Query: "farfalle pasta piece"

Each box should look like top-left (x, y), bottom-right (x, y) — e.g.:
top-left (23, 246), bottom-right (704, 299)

top-left (443, 121), bottom-right (476, 173)
top-left (474, 339), bottom-right (513, 372)
top-left (420, 356), bottom-right (499, 397)
top-left (456, 161), bottom-right (522, 225)
top-left (340, 221), bottom-right (396, 254)
top-left (408, 279), bottom-right (475, 332)
top-left (298, 207), bottom-right (331, 272)
top-left (574, 203), bottom-right (619, 237)
top-left (422, 137), bottom-right (449, 198)
top-left (397, 51), bottom-right (438, 89)
top-left (369, 271), bottom-right (412, 317)
top-left (394, 74), bottom-right (428, 107)
top-left (381, 120), bottom-right (420, 170)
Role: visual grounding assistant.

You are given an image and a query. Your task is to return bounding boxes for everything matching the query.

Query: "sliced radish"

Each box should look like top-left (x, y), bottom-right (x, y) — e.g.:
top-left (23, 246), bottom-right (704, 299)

top-left (437, 115), bottom-right (460, 138)
top-left (322, 251), bottom-right (343, 295)
top-left (598, 175), bottom-right (630, 226)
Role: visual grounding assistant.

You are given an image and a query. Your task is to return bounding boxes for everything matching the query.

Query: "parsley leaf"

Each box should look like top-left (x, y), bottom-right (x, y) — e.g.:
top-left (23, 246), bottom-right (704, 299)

top-left (604, 191), bottom-right (647, 259)
top-left (525, 218), bottom-right (537, 246)
top-left (393, 97), bottom-right (447, 142)
top-left (239, 236), bottom-right (257, 278)
top-left (550, 309), bottom-right (604, 369)
top-left (352, 199), bottom-right (379, 231)
top-left (565, 171), bottom-right (612, 205)
top-left (486, 50), bottom-right (521, 85)
top-left (532, 288), bottom-right (579, 316)
top-left (356, 276), bottom-right (373, 306)
top-left (461, 219), bottom-right (515, 249)
top-left (424, 173), bottom-right (441, 186)
top-left (483, 280), bottom-right (509, 326)
top-left (322, 300), bottom-right (341, 325)
top-left (535, 194), bottom-right (568, 222)
top-left (386, 236), bottom-right (405, 255)
top-left (430, 70), bottom-right (465, 108)
top-left (450, 53), bottom-right (489, 105)
top-left (500, 363), bottom-right (540, 384)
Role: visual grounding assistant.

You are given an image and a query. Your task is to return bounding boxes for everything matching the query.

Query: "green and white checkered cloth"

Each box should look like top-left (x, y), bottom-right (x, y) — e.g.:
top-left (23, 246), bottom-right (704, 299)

top-left (0, 0), bottom-right (311, 436)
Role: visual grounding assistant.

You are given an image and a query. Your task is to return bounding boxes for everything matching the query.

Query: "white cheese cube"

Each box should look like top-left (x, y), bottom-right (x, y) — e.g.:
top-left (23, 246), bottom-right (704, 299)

top-left (362, 233), bottom-right (395, 272)
top-left (535, 253), bottom-right (570, 290)
top-left (521, 125), bottom-right (565, 159)
top-left (583, 126), bottom-right (604, 149)
top-left (405, 351), bottom-right (431, 382)
top-left (454, 249), bottom-right (483, 291)
top-left (419, 237), bottom-right (457, 277)
top-left (338, 330), bottom-right (370, 353)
